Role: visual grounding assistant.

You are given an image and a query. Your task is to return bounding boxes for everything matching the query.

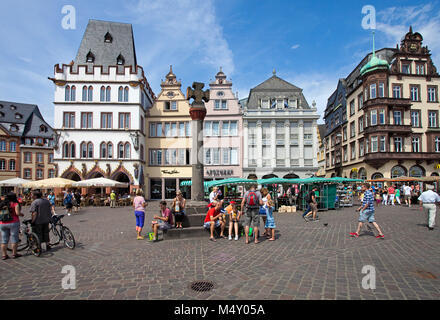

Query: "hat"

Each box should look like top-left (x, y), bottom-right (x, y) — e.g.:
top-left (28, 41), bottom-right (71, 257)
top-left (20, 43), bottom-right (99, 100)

top-left (207, 203), bottom-right (214, 208)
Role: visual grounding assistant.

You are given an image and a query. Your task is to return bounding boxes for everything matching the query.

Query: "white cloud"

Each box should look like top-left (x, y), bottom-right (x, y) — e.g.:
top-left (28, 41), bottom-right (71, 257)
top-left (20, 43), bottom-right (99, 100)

top-left (122, 0), bottom-right (234, 78)
top-left (376, 3), bottom-right (440, 65)
top-left (291, 44), bottom-right (300, 50)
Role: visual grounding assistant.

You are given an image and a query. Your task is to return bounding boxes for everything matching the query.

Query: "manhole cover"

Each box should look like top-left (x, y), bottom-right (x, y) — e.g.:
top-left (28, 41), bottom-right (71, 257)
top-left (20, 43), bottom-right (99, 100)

top-left (414, 270), bottom-right (437, 279)
top-left (190, 281), bottom-right (215, 292)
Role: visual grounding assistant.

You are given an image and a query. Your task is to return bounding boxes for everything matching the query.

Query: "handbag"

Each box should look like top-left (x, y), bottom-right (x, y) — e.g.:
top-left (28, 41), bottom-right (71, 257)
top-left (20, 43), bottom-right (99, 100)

top-left (0, 202), bottom-right (13, 222)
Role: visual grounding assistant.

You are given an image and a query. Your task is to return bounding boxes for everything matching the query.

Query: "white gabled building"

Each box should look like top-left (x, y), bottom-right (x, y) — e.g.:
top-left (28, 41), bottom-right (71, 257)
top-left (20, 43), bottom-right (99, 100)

top-left (50, 19), bottom-right (155, 194)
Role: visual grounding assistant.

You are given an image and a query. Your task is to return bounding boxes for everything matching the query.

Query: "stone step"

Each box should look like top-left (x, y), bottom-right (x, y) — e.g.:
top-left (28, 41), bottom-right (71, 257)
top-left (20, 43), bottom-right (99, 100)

top-left (182, 214), bottom-right (205, 228)
top-left (163, 226), bottom-right (208, 239)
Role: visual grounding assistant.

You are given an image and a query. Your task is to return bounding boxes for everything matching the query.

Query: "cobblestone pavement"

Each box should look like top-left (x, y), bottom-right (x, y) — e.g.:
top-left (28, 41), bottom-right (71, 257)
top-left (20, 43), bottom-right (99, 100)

top-left (0, 201), bottom-right (439, 300)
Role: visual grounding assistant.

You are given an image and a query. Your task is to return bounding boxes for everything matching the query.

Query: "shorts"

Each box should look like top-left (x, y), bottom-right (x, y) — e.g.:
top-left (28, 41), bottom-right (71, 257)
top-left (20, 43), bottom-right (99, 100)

top-left (158, 221), bottom-right (172, 231)
top-left (244, 207), bottom-right (260, 228)
top-left (309, 203), bottom-right (318, 212)
top-left (204, 220), bottom-right (220, 229)
top-left (65, 203), bottom-right (73, 209)
top-left (174, 211), bottom-right (185, 223)
top-left (135, 211), bottom-right (145, 228)
top-left (32, 223), bottom-right (50, 243)
top-left (0, 222), bottom-right (20, 244)
top-left (359, 209), bottom-right (375, 223)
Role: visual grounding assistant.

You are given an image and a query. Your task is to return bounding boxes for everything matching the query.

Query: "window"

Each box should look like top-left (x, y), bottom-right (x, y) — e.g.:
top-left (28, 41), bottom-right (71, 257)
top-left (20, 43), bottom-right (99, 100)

top-left (392, 85), bottom-right (402, 98)
top-left (343, 126), bottom-right (347, 141)
top-left (371, 110), bottom-right (377, 126)
top-left (177, 148), bottom-right (185, 165)
top-left (435, 137), bottom-right (440, 152)
top-left (150, 123), bottom-right (156, 137)
top-left (410, 86), bottom-right (419, 101)
top-left (358, 94), bottom-right (363, 110)
top-left (48, 153), bottom-right (53, 163)
top-left (393, 111), bottom-right (402, 125)
top-left (350, 100), bottom-right (355, 115)
top-left (394, 137), bottom-right (403, 152)
top-left (370, 83), bottom-right (377, 99)
top-left (416, 64), bottom-right (425, 75)
top-left (428, 87), bottom-right (437, 102)
top-left (101, 113), bottom-right (112, 129)
top-left (117, 54), bottom-right (125, 65)
top-left (351, 142), bottom-right (356, 160)
top-left (429, 111), bottom-right (438, 128)
top-left (104, 32), bottom-right (113, 43)
top-left (70, 142), bottom-right (75, 158)
top-left (124, 87), bottom-right (129, 102)
top-left (81, 142), bottom-right (87, 158)
top-left (185, 122), bottom-right (191, 136)
top-left (65, 85), bottom-right (70, 101)
top-left (119, 113), bottom-right (130, 129)
top-left (380, 136), bottom-right (386, 152)
top-left (164, 123), bottom-right (171, 137)
top-left (379, 109), bottom-right (385, 124)
top-left (412, 137), bottom-right (420, 153)
top-left (359, 117), bottom-right (364, 132)
top-left (221, 100), bottom-right (227, 109)
top-left (118, 86), bottom-right (123, 102)
top-left (82, 86), bottom-right (88, 101)
top-left (24, 168), bottom-right (31, 179)
top-left (140, 145), bottom-right (144, 161)
top-left (350, 122), bottom-right (355, 138)
top-left (100, 86), bottom-right (105, 102)
top-left (105, 86), bottom-right (111, 102)
top-left (88, 86), bottom-right (93, 101)
top-left (87, 142), bottom-right (93, 158)
top-left (213, 148), bottom-right (220, 165)
top-left (140, 116), bottom-right (144, 134)
top-left (371, 136), bottom-right (378, 153)
top-left (179, 123), bottom-right (185, 137)
top-left (124, 143), bottom-right (130, 159)
top-left (8, 141), bottom-right (15, 152)
top-left (0, 159), bottom-right (5, 171)
top-left (36, 153), bottom-right (43, 163)
top-left (48, 169), bottom-right (55, 178)
top-left (63, 112), bottom-right (75, 128)
top-left (359, 139), bottom-right (364, 157)
top-left (86, 51), bottom-right (95, 63)
top-left (156, 123), bottom-right (163, 137)
top-left (402, 63), bottom-right (410, 74)
top-left (108, 143), bottom-right (113, 159)
top-left (118, 143), bottom-right (124, 158)
top-left (171, 123), bottom-right (177, 137)
top-left (212, 122), bottom-right (220, 136)
top-left (81, 112), bottom-right (93, 128)
top-left (36, 169), bottom-right (43, 180)
top-left (261, 99), bottom-right (269, 109)
top-left (24, 152), bottom-right (32, 163)
top-left (378, 82), bottom-right (385, 98)
top-left (0, 140), bottom-right (5, 151)
top-left (63, 143), bottom-right (69, 158)
top-left (411, 110), bottom-right (420, 127)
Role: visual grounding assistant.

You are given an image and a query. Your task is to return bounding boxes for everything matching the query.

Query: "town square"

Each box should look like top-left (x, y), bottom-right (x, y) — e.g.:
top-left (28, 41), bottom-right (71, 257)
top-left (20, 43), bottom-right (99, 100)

top-left (0, 0), bottom-right (440, 304)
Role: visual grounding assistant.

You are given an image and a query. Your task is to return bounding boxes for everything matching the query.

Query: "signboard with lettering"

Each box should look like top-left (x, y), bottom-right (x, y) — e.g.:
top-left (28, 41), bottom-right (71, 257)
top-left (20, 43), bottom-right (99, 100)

top-left (206, 169), bottom-right (234, 177)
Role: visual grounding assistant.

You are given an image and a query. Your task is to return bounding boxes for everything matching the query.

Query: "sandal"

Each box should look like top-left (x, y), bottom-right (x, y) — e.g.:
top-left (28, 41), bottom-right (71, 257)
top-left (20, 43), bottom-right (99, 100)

top-left (2, 255), bottom-right (9, 260)
top-left (209, 237), bottom-right (216, 242)
top-left (268, 238), bottom-right (275, 241)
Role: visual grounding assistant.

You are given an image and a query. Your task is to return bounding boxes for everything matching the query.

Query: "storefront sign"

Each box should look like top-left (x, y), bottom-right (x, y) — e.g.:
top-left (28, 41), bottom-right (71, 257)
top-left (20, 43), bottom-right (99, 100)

top-left (206, 169), bottom-right (233, 177)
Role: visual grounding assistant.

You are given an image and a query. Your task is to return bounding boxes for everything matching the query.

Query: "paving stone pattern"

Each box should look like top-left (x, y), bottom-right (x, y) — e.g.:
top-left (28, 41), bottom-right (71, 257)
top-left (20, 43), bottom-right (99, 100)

top-left (0, 202), bottom-right (439, 300)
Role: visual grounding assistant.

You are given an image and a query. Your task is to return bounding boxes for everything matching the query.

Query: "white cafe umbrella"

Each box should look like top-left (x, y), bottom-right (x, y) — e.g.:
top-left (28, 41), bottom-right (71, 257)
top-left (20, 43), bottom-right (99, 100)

top-left (0, 177), bottom-right (31, 187)
top-left (72, 177), bottom-right (129, 188)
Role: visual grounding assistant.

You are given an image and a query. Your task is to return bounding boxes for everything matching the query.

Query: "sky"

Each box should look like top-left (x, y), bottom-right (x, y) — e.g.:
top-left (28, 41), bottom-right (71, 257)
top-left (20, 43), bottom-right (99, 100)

top-left (0, 0), bottom-right (439, 125)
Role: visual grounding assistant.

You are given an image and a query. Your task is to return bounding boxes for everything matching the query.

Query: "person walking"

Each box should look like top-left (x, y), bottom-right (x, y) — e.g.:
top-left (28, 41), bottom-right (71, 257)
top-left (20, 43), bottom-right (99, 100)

top-left (403, 184), bottom-right (412, 207)
top-left (264, 199), bottom-right (276, 241)
top-left (395, 186), bottom-right (401, 205)
top-left (133, 189), bottom-right (148, 240)
top-left (110, 190), bottom-right (116, 208)
top-left (172, 191), bottom-right (186, 229)
top-left (47, 191), bottom-right (56, 215)
top-left (73, 191), bottom-right (81, 212)
top-left (418, 184), bottom-right (440, 231)
top-left (0, 193), bottom-right (24, 260)
top-left (304, 186), bottom-right (319, 222)
top-left (350, 183), bottom-right (385, 239)
top-left (260, 188), bottom-right (271, 236)
top-left (241, 184), bottom-right (263, 244)
top-left (388, 185), bottom-right (395, 206)
top-left (30, 191), bottom-right (53, 252)
top-left (382, 186), bottom-right (388, 206)
top-left (63, 190), bottom-right (73, 216)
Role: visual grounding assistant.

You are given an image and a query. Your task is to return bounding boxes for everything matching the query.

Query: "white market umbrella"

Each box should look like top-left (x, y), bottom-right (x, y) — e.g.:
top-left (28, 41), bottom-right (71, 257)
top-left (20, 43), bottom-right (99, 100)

top-left (23, 177), bottom-right (76, 189)
top-left (0, 177), bottom-right (31, 187)
top-left (72, 177), bottom-right (128, 188)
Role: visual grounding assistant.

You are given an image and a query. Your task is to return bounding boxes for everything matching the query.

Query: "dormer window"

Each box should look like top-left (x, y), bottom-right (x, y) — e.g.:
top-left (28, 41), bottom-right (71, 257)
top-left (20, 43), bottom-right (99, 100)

top-left (401, 63), bottom-right (410, 74)
top-left (0, 111), bottom-right (4, 117)
top-left (116, 54), bottom-right (125, 65)
top-left (104, 32), bottom-right (113, 43)
top-left (10, 125), bottom-right (18, 132)
top-left (39, 125), bottom-right (47, 133)
top-left (15, 113), bottom-right (23, 119)
top-left (10, 105), bottom-right (16, 110)
top-left (86, 51), bottom-right (95, 63)
top-left (0, 104), bottom-right (3, 109)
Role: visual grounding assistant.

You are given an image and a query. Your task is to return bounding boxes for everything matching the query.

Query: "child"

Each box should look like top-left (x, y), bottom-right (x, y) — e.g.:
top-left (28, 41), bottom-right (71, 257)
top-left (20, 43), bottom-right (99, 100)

top-left (225, 201), bottom-right (241, 241)
top-left (375, 192), bottom-right (381, 206)
top-left (264, 199), bottom-right (276, 241)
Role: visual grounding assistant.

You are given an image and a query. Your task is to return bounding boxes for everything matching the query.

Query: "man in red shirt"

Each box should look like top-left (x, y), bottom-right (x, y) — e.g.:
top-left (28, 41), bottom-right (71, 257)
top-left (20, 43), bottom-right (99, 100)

top-left (388, 185), bottom-right (395, 206)
top-left (204, 202), bottom-right (225, 242)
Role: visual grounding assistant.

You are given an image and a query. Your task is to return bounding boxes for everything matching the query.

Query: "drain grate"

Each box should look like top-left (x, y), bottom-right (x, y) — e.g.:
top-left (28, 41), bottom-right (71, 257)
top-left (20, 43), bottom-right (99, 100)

top-left (190, 281), bottom-right (215, 292)
top-left (414, 270), bottom-right (437, 279)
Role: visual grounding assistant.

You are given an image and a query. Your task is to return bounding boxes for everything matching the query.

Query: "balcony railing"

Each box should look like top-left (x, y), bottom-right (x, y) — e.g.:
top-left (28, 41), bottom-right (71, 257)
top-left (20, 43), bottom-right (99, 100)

top-left (364, 97), bottom-right (412, 109)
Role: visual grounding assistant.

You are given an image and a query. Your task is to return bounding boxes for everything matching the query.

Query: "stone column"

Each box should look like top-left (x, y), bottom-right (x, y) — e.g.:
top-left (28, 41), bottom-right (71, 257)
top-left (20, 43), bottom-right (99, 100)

top-left (256, 120), bottom-right (263, 168)
top-left (190, 110), bottom-right (206, 201)
top-left (243, 120), bottom-right (248, 168)
top-left (299, 120), bottom-right (304, 167)
top-left (284, 120), bottom-right (290, 167)
top-left (270, 120), bottom-right (276, 168)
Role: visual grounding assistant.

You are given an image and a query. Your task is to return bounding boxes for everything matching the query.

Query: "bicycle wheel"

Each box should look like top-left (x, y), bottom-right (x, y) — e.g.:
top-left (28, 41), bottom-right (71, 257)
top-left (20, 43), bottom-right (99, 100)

top-left (62, 227), bottom-right (75, 249)
top-left (27, 232), bottom-right (42, 257)
top-left (49, 224), bottom-right (61, 246)
top-left (7, 228), bottom-right (27, 252)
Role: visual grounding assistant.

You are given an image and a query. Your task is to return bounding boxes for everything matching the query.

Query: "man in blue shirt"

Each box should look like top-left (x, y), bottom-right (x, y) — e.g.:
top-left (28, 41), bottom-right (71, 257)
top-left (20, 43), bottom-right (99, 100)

top-left (350, 183), bottom-right (385, 239)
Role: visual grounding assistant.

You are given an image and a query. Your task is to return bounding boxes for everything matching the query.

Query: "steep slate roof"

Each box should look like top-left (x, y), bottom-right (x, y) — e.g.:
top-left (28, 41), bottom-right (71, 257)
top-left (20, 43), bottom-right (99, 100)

top-left (247, 74), bottom-right (310, 109)
top-left (0, 100), bottom-right (53, 137)
top-left (318, 124), bottom-right (326, 142)
top-left (74, 19), bottom-right (137, 72)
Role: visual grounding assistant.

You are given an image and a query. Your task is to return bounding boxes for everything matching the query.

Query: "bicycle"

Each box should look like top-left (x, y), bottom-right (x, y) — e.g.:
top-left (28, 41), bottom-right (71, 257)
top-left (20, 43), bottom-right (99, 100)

top-left (49, 214), bottom-right (76, 249)
top-left (7, 219), bottom-right (42, 257)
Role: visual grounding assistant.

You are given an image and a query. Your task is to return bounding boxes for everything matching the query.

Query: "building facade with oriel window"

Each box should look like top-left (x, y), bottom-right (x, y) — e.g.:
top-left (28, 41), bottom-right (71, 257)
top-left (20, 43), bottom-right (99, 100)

top-left (241, 71), bottom-right (319, 179)
top-left (324, 28), bottom-right (440, 180)
top-left (203, 68), bottom-right (243, 181)
top-left (145, 66), bottom-right (192, 200)
top-left (51, 20), bottom-right (155, 194)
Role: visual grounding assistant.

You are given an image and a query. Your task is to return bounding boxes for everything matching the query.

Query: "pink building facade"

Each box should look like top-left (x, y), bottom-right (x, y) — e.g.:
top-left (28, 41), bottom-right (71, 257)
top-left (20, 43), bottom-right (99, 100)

top-left (203, 69), bottom-right (243, 181)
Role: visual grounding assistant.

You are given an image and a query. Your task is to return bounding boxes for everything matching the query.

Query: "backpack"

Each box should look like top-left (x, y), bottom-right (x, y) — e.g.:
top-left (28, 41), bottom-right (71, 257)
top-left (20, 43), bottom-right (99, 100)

top-left (246, 191), bottom-right (259, 208)
top-left (0, 200), bottom-right (13, 222)
top-left (64, 194), bottom-right (72, 205)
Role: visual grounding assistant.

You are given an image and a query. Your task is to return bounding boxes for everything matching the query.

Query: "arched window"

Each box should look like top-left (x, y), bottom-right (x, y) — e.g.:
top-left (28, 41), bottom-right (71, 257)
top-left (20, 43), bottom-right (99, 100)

top-left (88, 86), bottom-right (93, 102)
top-left (124, 143), bottom-right (130, 159)
top-left (118, 86), bottom-right (123, 102)
top-left (65, 85), bottom-right (70, 101)
top-left (108, 143), bottom-right (113, 159)
top-left (71, 86), bottom-right (76, 101)
top-left (87, 142), bottom-right (93, 158)
top-left (100, 142), bottom-right (107, 158)
top-left (358, 168), bottom-right (367, 180)
top-left (104, 32), bottom-right (113, 43)
top-left (106, 86), bottom-right (111, 102)
top-left (350, 171), bottom-right (358, 179)
top-left (117, 54), bottom-right (125, 65)
top-left (100, 86), bottom-right (105, 102)
top-left (409, 165), bottom-right (425, 178)
top-left (391, 165), bottom-right (406, 178)
top-left (82, 86), bottom-right (87, 101)
top-left (63, 142), bottom-right (69, 158)
top-left (81, 142), bottom-right (87, 158)
top-left (70, 142), bottom-right (76, 158)
top-left (118, 143), bottom-right (124, 158)
top-left (371, 172), bottom-right (384, 180)
top-left (86, 51), bottom-right (95, 63)
top-left (124, 86), bottom-right (129, 102)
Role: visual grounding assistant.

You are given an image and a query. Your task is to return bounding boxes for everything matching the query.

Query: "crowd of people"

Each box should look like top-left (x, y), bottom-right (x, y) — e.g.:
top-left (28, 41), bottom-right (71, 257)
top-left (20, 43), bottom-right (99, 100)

top-left (366, 183), bottom-right (422, 207)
